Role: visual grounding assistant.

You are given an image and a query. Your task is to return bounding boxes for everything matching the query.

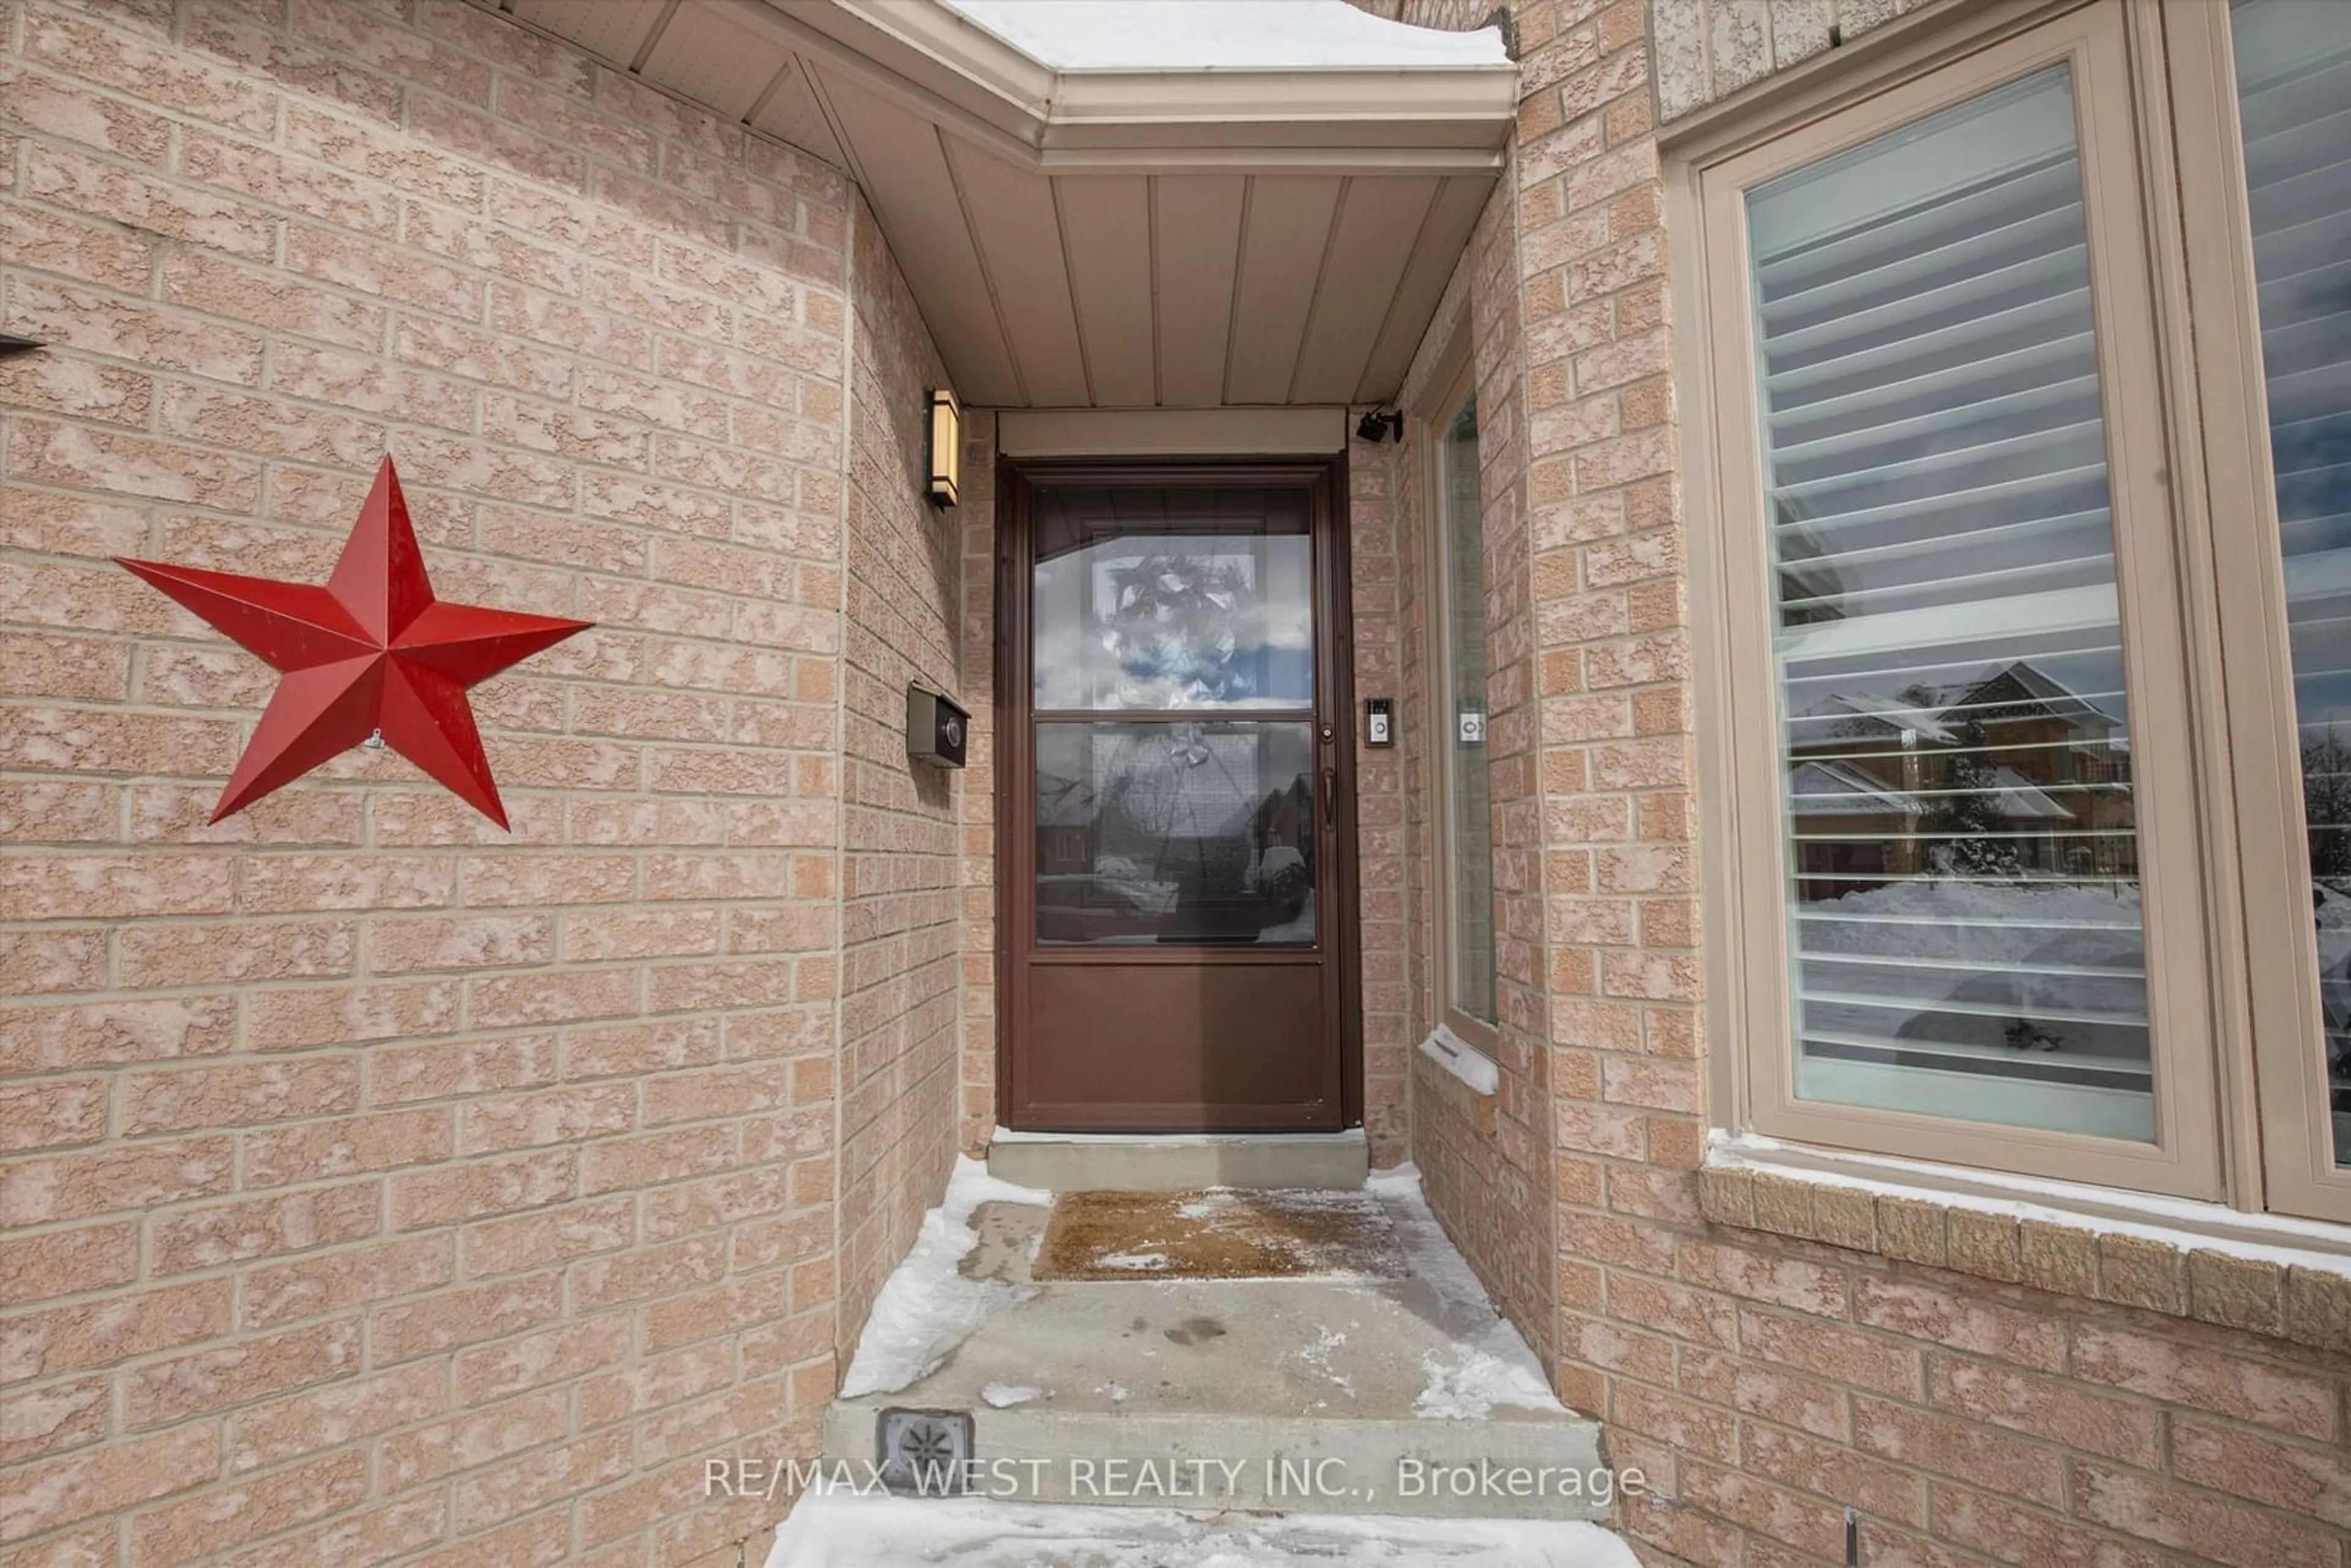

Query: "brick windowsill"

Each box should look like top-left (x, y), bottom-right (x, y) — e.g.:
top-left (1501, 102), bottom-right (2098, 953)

top-left (1699, 1135), bottom-right (2351, 1357)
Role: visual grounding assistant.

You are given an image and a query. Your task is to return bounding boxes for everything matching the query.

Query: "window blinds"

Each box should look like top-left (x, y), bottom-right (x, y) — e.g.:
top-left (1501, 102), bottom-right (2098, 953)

top-left (1744, 66), bottom-right (2155, 1141)
top-left (2231, 0), bottom-right (2351, 1163)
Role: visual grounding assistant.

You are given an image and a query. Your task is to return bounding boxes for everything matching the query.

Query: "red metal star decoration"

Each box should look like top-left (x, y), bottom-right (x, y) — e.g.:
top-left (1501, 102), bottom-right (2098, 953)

top-left (118, 456), bottom-right (590, 830)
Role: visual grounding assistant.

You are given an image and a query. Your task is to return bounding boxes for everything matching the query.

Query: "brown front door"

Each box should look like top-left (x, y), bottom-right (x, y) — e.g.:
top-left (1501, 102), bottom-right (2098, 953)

top-left (998, 459), bottom-right (1357, 1131)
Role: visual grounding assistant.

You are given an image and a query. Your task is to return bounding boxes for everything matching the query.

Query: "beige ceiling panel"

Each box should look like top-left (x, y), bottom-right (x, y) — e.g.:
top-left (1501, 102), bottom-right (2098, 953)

top-left (1223, 176), bottom-right (1343, 406)
top-left (1055, 176), bottom-right (1155, 408)
top-left (639, 5), bottom-right (790, 121)
top-left (1288, 176), bottom-right (1438, 405)
top-left (999, 408), bottom-right (1346, 457)
top-left (519, 2), bottom-right (1511, 408)
top-left (1152, 175), bottom-right (1244, 409)
top-left (820, 74), bottom-right (1022, 405)
top-left (1354, 176), bottom-right (1493, 403)
top-left (508, 0), bottom-right (667, 66)
top-left (946, 140), bottom-right (1090, 408)
top-left (747, 56), bottom-right (846, 168)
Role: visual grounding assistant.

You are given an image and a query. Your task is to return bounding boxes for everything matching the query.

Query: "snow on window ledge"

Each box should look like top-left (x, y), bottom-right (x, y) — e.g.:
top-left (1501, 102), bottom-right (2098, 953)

top-left (1419, 1026), bottom-right (1499, 1098)
top-left (1701, 1131), bottom-right (2351, 1356)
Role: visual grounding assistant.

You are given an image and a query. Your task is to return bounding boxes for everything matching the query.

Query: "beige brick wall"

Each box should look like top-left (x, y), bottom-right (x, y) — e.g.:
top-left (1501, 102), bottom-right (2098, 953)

top-left (1382, 0), bottom-right (2351, 1562)
top-left (0, 0), bottom-right (959, 1561)
top-left (1393, 149), bottom-right (1569, 1360)
top-left (833, 190), bottom-right (962, 1354)
top-left (1650, 0), bottom-right (1938, 121)
top-left (1349, 441), bottom-right (1412, 1166)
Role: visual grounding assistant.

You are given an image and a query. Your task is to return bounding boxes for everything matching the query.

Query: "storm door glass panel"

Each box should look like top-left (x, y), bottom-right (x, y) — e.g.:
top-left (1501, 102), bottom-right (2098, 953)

top-left (1032, 486), bottom-right (1319, 947)
top-left (1032, 487), bottom-right (1313, 710)
top-left (1745, 65), bottom-right (2156, 1140)
top-left (1439, 392), bottom-right (1497, 1026)
top-left (2231, 0), bottom-right (2351, 1166)
top-left (1034, 721), bottom-right (1317, 945)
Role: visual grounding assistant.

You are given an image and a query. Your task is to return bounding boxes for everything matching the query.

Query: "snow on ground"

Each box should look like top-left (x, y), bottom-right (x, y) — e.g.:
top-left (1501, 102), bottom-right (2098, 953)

top-left (1370, 1164), bottom-right (1565, 1420)
top-left (941, 0), bottom-right (1512, 71)
top-left (1412, 1327), bottom-right (1564, 1422)
top-left (837, 1157), bottom-right (1052, 1398)
top-left (980, 1383), bottom-right (1040, 1408)
top-left (1800, 877), bottom-right (2351, 1018)
top-left (766, 1493), bottom-right (1638, 1568)
top-left (1098, 1249), bottom-right (1173, 1271)
top-left (1798, 879), bottom-right (2147, 966)
top-left (1296, 1323), bottom-right (1355, 1402)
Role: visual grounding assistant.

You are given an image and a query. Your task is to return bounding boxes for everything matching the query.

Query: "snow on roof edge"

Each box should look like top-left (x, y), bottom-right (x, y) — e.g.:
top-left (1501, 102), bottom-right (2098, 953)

top-left (940, 0), bottom-right (1513, 73)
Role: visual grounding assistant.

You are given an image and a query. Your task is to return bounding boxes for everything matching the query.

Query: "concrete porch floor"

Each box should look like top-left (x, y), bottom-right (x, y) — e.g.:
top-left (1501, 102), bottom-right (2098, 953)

top-left (774, 1161), bottom-right (1636, 1562)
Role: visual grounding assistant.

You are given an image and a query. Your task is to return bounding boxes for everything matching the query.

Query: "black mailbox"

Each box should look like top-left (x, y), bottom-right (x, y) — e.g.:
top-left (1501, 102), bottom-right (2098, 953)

top-left (906, 685), bottom-right (968, 768)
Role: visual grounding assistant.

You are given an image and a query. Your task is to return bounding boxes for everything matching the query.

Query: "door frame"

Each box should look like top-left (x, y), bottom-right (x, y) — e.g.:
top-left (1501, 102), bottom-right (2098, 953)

top-left (992, 452), bottom-right (1364, 1131)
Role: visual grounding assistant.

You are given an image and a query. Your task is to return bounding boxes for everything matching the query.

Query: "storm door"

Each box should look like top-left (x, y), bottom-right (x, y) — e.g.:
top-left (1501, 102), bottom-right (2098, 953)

top-left (999, 462), bottom-right (1357, 1130)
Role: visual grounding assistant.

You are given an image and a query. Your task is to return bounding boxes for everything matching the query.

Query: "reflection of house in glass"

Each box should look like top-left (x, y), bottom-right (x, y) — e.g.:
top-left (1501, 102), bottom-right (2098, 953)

top-left (1787, 659), bottom-right (2135, 901)
top-left (1035, 727), bottom-right (1315, 945)
top-left (1036, 771), bottom-right (1100, 883)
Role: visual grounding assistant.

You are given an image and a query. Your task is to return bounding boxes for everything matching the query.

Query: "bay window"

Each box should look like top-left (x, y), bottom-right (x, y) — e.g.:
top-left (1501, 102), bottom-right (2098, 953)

top-left (1684, 0), bottom-right (2351, 1221)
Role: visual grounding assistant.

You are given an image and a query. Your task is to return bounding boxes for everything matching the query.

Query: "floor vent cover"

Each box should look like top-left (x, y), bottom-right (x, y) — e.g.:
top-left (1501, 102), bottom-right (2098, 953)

top-left (875, 1406), bottom-right (973, 1495)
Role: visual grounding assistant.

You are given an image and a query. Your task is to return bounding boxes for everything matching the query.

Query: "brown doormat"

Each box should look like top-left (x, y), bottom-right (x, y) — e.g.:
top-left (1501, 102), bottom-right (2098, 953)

top-left (1032, 1188), bottom-right (1409, 1281)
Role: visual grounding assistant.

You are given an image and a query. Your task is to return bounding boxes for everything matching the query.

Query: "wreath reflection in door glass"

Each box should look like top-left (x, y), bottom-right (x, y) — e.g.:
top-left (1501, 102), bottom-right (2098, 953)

top-left (1031, 487), bottom-right (1314, 713)
top-left (1034, 721), bottom-right (1316, 946)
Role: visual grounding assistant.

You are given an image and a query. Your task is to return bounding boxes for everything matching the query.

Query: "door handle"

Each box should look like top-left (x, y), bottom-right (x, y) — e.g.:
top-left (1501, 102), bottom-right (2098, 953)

top-left (1321, 766), bottom-right (1337, 820)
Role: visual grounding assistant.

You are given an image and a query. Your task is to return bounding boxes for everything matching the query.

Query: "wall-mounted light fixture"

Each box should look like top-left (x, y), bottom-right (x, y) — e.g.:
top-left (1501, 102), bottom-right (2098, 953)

top-left (1354, 408), bottom-right (1402, 444)
top-left (925, 387), bottom-right (962, 508)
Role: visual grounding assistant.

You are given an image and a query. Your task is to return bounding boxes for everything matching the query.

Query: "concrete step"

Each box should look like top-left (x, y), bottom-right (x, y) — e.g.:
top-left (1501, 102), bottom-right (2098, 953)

top-left (819, 1165), bottom-right (1614, 1521)
top-left (987, 1128), bottom-right (1368, 1191)
top-left (819, 1402), bottom-right (1611, 1520)
top-left (765, 1493), bottom-right (1640, 1566)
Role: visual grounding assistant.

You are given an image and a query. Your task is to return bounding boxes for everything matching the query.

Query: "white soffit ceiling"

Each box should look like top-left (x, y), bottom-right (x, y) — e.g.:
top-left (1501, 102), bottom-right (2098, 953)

top-left (492, 1), bottom-right (1518, 407)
